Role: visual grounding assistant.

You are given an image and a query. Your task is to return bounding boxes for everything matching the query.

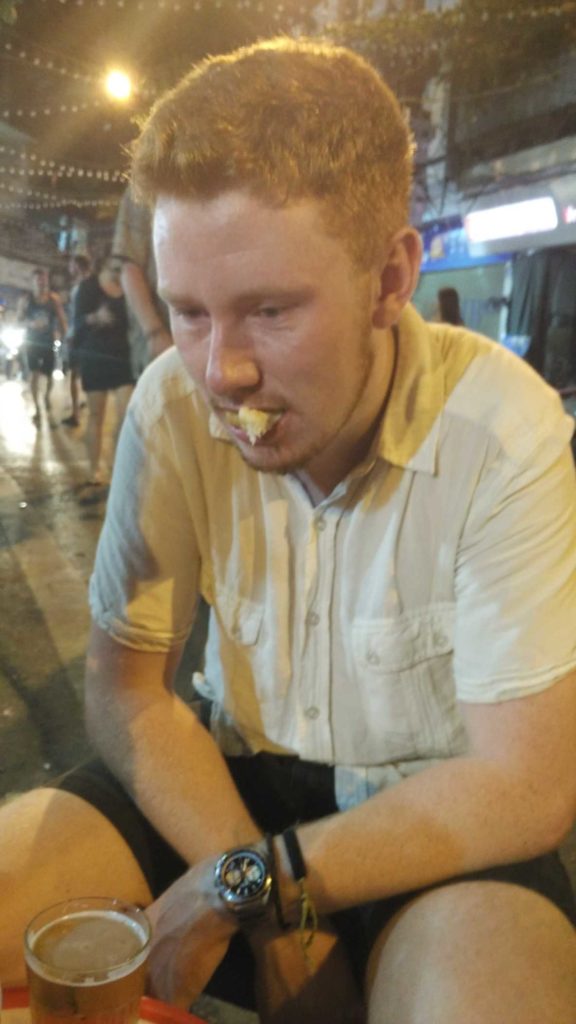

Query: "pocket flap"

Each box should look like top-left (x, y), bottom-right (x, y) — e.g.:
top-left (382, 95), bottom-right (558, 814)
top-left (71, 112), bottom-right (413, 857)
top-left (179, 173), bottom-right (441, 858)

top-left (216, 587), bottom-right (263, 646)
top-left (353, 607), bottom-right (454, 671)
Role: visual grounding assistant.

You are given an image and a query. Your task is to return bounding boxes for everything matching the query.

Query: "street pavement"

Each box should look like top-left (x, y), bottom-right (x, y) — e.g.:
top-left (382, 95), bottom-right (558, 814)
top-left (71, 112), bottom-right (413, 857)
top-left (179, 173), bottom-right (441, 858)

top-left (0, 373), bottom-right (103, 797)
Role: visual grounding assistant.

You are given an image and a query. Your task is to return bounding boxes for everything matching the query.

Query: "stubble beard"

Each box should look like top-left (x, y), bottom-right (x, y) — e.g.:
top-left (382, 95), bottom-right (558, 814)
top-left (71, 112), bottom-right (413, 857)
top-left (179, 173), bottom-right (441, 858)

top-left (236, 326), bottom-right (376, 482)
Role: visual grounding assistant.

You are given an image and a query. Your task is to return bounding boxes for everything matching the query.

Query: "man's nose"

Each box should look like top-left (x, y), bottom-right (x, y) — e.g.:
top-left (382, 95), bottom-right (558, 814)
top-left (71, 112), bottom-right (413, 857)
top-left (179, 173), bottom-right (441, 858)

top-left (205, 324), bottom-right (260, 396)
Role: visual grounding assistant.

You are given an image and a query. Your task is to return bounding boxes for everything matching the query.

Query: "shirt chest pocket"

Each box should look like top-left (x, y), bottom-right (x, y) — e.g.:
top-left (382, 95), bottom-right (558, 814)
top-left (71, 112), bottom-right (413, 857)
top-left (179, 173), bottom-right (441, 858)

top-left (350, 607), bottom-right (458, 760)
top-left (213, 586), bottom-right (288, 718)
top-left (218, 588), bottom-right (263, 646)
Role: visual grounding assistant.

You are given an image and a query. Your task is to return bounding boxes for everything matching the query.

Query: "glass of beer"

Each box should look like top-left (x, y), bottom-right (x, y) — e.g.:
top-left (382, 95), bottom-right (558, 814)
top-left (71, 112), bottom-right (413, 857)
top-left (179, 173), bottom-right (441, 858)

top-left (24, 897), bottom-right (151, 1024)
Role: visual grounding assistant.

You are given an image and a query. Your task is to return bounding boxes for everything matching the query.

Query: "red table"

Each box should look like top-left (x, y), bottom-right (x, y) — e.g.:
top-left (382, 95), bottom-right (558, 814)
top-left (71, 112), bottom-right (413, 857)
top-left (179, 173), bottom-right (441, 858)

top-left (2, 988), bottom-right (208, 1024)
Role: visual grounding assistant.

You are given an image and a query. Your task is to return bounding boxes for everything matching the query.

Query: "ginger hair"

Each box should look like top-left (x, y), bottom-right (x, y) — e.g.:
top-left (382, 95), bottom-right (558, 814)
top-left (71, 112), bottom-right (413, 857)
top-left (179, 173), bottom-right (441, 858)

top-left (130, 37), bottom-right (414, 269)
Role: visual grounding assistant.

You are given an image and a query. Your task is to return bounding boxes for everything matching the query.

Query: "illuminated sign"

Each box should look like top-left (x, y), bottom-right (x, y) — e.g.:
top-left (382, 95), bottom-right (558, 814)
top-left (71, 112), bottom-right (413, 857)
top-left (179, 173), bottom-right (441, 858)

top-left (464, 197), bottom-right (558, 244)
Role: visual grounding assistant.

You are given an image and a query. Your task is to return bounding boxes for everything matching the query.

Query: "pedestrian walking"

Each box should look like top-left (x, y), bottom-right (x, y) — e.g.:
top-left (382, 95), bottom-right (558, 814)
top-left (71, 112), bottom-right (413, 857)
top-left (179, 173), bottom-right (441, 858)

top-left (62, 254), bottom-right (91, 427)
top-left (17, 268), bottom-right (67, 427)
top-left (71, 255), bottom-right (134, 484)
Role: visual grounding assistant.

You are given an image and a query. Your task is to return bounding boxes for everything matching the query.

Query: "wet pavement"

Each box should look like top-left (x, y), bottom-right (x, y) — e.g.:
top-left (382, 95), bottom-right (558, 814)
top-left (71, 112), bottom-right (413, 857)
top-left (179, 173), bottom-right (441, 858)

top-left (0, 373), bottom-right (105, 797)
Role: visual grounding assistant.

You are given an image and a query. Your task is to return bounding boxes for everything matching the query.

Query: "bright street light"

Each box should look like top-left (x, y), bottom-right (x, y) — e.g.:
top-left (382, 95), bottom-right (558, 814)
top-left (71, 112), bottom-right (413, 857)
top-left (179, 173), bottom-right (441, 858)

top-left (104, 69), bottom-right (133, 102)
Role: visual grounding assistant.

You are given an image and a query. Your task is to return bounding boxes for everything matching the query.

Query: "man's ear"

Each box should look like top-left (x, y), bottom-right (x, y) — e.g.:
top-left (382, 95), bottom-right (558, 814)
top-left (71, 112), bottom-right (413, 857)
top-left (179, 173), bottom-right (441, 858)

top-left (371, 227), bottom-right (422, 329)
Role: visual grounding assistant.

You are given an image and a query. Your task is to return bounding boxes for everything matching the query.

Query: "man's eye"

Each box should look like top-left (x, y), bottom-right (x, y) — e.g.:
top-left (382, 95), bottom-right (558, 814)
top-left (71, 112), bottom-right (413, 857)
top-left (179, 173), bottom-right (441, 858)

top-left (257, 306), bottom-right (283, 319)
top-left (176, 308), bottom-right (204, 322)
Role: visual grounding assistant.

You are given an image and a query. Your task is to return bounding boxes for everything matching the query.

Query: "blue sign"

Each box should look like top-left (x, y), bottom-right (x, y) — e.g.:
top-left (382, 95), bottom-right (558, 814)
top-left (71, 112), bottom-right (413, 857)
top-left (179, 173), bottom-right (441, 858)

top-left (420, 219), bottom-right (511, 271)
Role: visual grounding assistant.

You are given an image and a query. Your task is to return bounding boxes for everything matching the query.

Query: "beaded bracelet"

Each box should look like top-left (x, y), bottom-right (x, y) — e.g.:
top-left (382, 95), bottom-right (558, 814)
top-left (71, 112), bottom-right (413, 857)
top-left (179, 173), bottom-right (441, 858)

top-left (282, 826), bottom-right (318, 970)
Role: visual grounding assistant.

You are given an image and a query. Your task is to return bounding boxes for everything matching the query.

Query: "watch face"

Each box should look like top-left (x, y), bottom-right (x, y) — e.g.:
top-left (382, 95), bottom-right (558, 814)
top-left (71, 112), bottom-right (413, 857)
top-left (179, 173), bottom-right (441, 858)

top-left (215, 846), bottom-right (272, 915)
top-left (222, 852), bottom-right (266, 897)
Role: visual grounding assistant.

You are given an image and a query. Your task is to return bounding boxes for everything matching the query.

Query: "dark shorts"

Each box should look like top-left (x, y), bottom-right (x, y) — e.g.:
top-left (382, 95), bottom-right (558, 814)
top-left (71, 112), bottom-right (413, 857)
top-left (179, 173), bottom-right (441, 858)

top-left (54, 754), bottom-right (576, 1006)
top-left (68, 348), bottom-right (81, 372)
top-left (25, 343), bottom-right (55, 376)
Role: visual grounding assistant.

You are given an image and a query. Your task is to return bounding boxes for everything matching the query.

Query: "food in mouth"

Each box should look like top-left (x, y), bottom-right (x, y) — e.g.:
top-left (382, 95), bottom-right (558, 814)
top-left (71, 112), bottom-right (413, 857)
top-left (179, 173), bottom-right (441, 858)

top-left (226, 405), bottom-right (281, 445)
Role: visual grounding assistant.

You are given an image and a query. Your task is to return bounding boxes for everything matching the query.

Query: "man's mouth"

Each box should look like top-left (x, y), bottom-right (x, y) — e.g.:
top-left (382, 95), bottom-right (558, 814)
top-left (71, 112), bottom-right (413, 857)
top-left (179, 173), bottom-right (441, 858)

top-left (224, 405), bottom-right (283, 445)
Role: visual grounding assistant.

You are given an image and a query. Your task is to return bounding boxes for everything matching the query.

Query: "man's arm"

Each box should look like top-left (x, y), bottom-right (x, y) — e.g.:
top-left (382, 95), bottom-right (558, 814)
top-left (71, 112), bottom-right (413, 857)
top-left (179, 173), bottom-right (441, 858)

top-left (120, 261), bottom-right (172, 360)
top-left (137, 668), bottom-right (576, 1013)
top-left (84, 622), bottom-right (261, 861)
top-left (16, 295), bottom-right (29, 325)
top-left (51, 293), bottom-right (68, 339)
top-left (287, 669), bottom-right (576, 917)
top-left (84, 623), bottom-right (365, 1017)
top-left (87, 610), bottom-right (575, 1009)
top-left (85, 622), bottom-right (268, 1005)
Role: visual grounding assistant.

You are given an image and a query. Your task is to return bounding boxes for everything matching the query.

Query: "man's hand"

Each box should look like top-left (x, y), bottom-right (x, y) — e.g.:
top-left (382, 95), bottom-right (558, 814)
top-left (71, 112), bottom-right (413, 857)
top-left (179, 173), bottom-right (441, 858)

top-left (145, 860), bottom-right (237, 1008)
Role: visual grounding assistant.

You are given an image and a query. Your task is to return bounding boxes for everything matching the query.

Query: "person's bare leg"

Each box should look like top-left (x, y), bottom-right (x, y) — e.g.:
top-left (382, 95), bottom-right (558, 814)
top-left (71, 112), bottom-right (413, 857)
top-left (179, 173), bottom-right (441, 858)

top-left (45, 372), bottom-right (53, 409)
top-left (0, 787), bottom-right (151, 986)
top-left (30, 370), bottom-right (41, 421)
top-left (71, 368), bottom-right (81, 420)
top-left (366, 880), bottom-right (576, 1024)
top-left (85, 390), bottom-right (108, 482)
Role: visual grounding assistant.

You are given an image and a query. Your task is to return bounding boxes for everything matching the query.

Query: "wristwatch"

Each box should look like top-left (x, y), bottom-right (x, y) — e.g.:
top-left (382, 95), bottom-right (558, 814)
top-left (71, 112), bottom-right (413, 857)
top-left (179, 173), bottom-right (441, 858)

top-left (214, 840), bottom-right (273, 924)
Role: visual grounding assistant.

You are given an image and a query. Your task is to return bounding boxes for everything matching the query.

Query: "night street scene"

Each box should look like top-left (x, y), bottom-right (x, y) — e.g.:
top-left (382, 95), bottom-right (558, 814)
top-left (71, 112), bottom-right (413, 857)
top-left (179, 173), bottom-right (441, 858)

top-left (1, 2), bottom-right (576, 1023)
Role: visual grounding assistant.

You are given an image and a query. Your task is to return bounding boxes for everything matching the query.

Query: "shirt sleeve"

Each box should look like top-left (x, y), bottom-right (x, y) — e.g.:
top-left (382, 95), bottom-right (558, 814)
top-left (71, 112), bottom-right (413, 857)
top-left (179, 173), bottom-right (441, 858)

top-left (453, 422), bottom-right (576, 701)
top-left (89, 379), bottom-right (202, 651)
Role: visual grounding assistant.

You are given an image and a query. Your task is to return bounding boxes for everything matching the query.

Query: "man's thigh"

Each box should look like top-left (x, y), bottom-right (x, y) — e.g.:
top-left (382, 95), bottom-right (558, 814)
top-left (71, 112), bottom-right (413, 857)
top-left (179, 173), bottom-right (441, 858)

top-left (366, 880), bottom-right (576, 1024)
top-left (0, 786), bottom-right (151, 986)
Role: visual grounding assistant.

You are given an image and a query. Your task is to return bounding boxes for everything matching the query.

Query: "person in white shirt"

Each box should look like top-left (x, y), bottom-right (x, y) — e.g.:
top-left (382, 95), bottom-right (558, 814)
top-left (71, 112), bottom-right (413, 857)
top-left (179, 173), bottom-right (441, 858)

top-left (2, 38), bottom-right (576, 1024)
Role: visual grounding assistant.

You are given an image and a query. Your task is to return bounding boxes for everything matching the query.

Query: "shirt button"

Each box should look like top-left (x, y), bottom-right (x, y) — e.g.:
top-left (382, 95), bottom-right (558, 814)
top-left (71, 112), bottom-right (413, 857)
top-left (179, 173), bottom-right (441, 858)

top-left (367, 649), bottom-right (381, 666)
top-left (316, 517), bottom-right (326, 531)
top-left (307, 611), bottom-right (320, 626)
top-left (305, 706), bottom-right (320, 720)
top-left (433, 630), bottom-right (448, 648)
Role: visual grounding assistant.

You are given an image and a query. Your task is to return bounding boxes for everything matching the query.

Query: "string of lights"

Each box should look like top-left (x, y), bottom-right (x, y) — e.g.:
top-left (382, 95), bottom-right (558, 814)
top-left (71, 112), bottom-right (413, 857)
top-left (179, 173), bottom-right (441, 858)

top-left (1, 40), bottom-right (98, 85)
top-left (0, 145), bottom-right (125, 176)
top-left (0, 196), bottom-right (119, 211)
top-left (0, 40), bottom-right (159, 100)
top-left (0, 164), bottom-right (126, 182)
top-left (0, 177), bottom-right (118, 201)
top-left (34, 0), bottom-right (295, 11)
top-left (1, 98), bottom-right (110, 119)
top-left (37, 0), bottom-right (189, 8)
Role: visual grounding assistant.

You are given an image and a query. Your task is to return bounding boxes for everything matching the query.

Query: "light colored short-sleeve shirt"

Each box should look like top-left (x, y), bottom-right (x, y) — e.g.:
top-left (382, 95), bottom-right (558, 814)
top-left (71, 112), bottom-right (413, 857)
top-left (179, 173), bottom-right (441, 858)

top-left (90, 304), bottom-right (576, 808)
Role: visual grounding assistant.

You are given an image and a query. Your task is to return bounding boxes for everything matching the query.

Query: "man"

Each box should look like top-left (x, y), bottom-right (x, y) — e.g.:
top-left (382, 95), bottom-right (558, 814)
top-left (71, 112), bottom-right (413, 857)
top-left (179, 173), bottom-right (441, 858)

top-left (2, 39), bottom-right (576, 1023)
top-left (18, 267), bottom-right (67, 426)
top-left (112, 186), bottom-right (172, 376)
top-left (62, 253), bottom-right (91, 427)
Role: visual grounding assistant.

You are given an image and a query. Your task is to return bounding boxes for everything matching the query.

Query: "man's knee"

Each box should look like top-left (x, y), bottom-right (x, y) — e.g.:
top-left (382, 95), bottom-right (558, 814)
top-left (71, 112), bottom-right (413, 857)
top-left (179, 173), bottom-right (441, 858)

top-left (0, 787), bottom-right (151, 985)
top-left (365, 880), bottom-right (576, 1024)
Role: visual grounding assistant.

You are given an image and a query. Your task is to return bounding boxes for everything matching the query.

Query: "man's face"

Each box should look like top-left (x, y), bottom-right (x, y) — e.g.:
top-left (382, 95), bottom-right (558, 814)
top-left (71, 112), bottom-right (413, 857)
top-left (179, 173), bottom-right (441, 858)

top-left (154, 190), bottom-right (390, 488)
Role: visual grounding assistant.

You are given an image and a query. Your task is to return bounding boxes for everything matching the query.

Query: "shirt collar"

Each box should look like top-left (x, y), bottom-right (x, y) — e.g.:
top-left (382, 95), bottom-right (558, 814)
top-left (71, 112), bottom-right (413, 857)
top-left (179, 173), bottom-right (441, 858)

top-left (374, 304), bottom-right (445, 475)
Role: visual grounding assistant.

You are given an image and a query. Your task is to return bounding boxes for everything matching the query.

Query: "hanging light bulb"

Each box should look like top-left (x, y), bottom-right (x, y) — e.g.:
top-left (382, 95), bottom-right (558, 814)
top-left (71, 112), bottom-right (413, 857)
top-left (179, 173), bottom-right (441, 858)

top-left (104, 68), bottom-right (133, 102)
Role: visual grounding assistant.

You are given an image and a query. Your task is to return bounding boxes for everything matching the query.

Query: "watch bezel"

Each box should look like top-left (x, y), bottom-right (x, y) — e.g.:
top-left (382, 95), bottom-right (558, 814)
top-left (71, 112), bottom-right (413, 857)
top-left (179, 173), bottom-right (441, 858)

top-left (214, 844), bottom-right (273, 919)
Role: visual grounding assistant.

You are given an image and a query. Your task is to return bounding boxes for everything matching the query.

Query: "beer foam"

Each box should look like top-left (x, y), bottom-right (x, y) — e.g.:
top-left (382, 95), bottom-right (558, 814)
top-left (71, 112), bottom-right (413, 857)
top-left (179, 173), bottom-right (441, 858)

top-left (30, 911), bottom-right (149, 984)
